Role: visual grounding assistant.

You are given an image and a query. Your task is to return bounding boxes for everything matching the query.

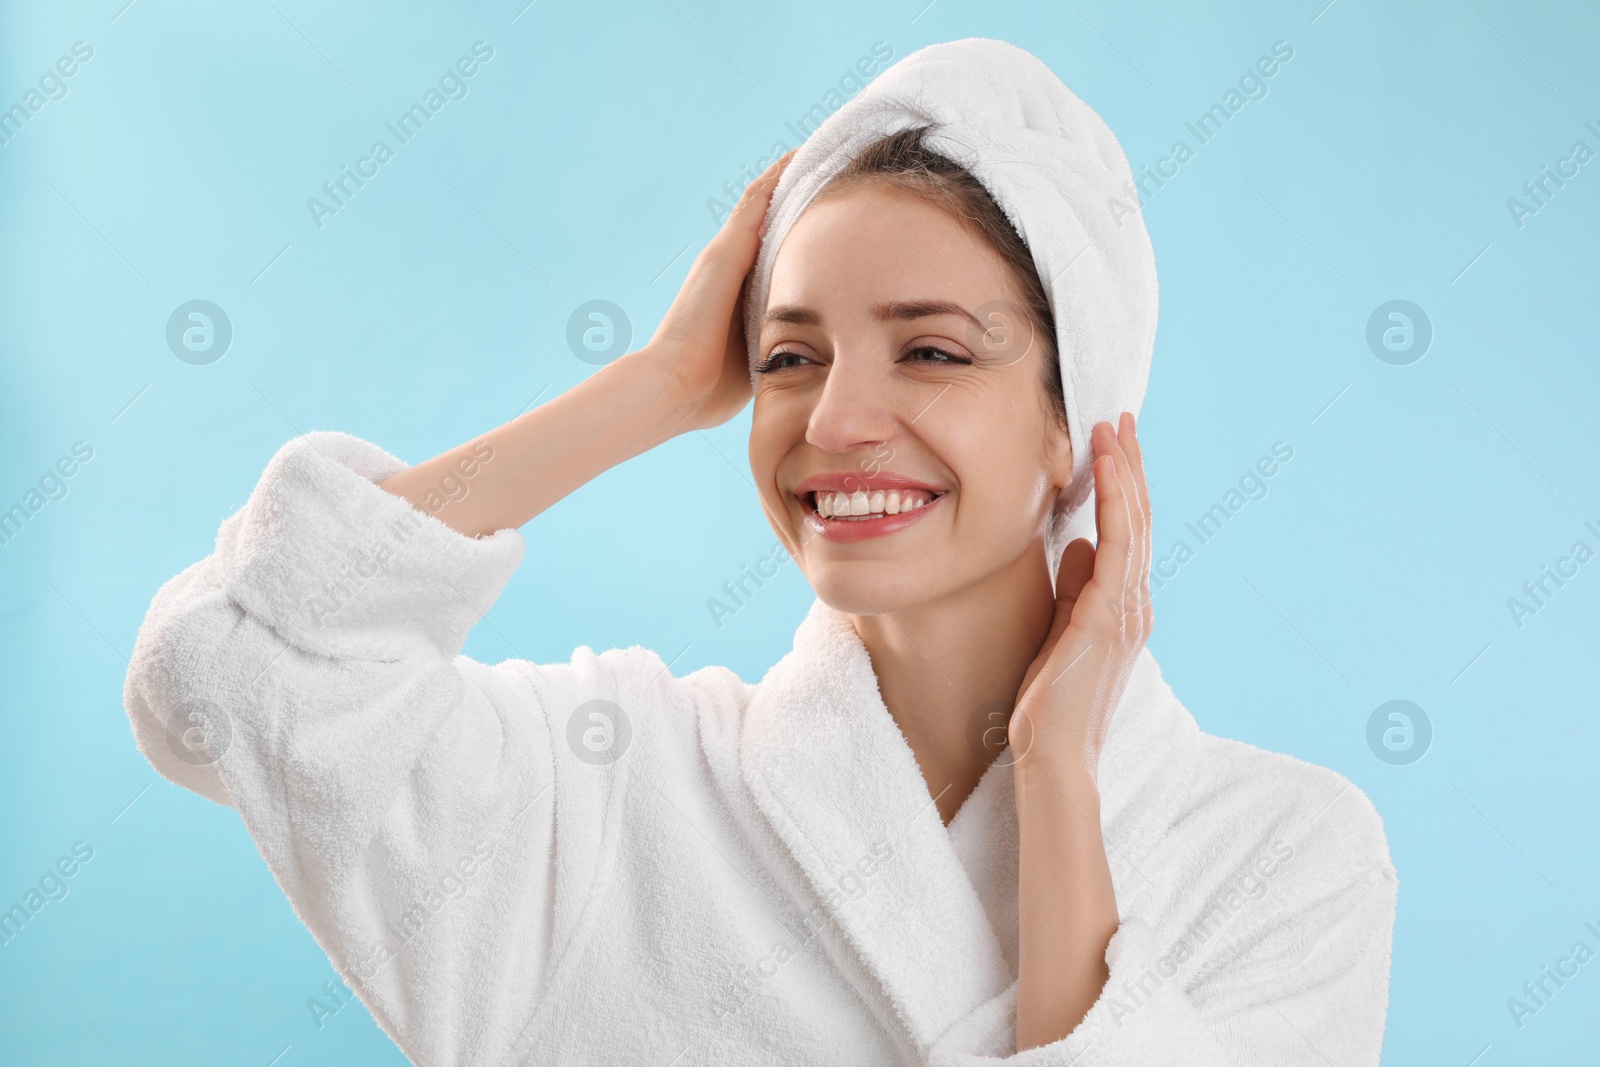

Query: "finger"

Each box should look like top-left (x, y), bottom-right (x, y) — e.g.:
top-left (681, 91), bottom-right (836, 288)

top-left (1093, 423), bottom-right (1134, 555)
top-left (1053, 537), bottom-right (1096, 607)
top-left (1098, 418), bottom-right (1143, 601)
top-left (724, 272), bottom-right (753, 367)
top-left (1090, 424), bottom-right (1138, 635)
top-left (1119, 412), bottom-right (1154, 623)
top-left (662, 160), bottom-right (792, 350)
top-left (1118, 413), bottom-right (1150, 555)
top-left (1120, 412), bottom-right (1150, 526)
top-left (751, 148), bottom-right (795, 192)
top-left (1111, 414), bottom-right (1148, 607)
top-left (1016, 537), bottom-right (1094, 701)
top-left (703, 151), bottom-right (795, 290)
top-left (1028, 536), bottom-right (1094, 692)
top-left (729, 150), bottom-right (795, 236)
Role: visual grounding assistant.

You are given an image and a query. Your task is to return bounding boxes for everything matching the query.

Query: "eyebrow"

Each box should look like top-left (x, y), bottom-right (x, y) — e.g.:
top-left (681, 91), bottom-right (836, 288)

top-left (762, 299), bottom-right (982, 330)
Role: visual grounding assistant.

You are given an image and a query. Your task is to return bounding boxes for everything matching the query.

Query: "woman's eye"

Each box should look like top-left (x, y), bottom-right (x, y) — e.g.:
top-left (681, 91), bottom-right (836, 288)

top-left (755, 349), bottom-right (808, 373)
top-left (904, 345), bottom-right (970, 364)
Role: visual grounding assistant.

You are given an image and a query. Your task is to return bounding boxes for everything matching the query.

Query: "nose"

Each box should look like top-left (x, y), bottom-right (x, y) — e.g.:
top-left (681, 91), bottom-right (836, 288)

top-left (804, 345), bottom-right (899, 456)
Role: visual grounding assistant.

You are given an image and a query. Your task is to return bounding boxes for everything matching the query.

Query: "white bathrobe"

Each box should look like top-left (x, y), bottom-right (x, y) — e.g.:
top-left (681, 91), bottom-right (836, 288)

top-left (124, 432), bottom-right (1398, 1066)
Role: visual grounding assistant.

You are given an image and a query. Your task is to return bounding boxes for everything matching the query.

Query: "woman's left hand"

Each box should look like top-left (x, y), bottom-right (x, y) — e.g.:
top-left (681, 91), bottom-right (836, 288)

top-left (1009, 412), bottom-right (1153, 782)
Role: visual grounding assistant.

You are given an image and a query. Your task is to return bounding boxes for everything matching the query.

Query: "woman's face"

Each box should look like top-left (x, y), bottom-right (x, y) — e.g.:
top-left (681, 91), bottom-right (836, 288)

top-left (749, 180), bottom-right (1074, 615)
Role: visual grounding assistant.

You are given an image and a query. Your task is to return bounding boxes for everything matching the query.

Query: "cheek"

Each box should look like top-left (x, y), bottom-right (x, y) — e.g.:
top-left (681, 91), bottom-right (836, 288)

top-left (943, 427), bottom-right (1056, 539)
top-left (747, 405), bottom-right (803, 524)
top-left (957, 467), bottom-right (1052, 536)
top-left (747, 405), bottom-right (785, 487)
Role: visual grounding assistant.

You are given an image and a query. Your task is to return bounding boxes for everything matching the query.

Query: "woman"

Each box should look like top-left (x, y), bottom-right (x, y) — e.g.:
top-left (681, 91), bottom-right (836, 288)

top-left (125, 38), bottom-right (1396, 1066)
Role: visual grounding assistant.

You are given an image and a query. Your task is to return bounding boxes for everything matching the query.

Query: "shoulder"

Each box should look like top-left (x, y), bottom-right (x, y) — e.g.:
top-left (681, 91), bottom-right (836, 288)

top-left (1121, 650), bottom-right (1393, 886)
top-left (1178, 732), bottom-right (1394, 880)
top-left (1149, 729), bottom-right (1398, 974)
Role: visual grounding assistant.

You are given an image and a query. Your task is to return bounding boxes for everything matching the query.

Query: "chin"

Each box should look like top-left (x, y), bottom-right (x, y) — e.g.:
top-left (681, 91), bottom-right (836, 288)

top-left (801, 559), bottom-right (952, 617)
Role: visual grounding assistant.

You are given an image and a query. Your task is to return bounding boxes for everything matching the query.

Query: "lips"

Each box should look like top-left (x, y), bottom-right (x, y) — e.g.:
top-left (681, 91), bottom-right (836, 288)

top-left (792, 472), bottom-right (948, 543)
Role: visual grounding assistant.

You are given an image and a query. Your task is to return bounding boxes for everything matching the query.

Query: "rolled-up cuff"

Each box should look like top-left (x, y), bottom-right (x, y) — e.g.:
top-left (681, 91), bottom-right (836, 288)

top-left (213, 431), bottom-right (525, 662)
top-left (929, 918), bottom-right (1230, 1066)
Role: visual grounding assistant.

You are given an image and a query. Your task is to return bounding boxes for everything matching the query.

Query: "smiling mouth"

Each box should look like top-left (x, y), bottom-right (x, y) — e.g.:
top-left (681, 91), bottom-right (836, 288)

top-left (802, 487), bottom-right (946, 521)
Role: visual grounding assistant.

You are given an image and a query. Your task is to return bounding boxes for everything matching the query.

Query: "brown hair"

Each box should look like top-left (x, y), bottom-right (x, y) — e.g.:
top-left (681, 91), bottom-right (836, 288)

top-left (812, 125), bottom-right (1067, 433)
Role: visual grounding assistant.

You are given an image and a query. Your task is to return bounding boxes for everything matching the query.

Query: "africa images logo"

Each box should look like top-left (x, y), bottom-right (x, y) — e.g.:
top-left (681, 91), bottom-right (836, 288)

top-left (166, 300), bottom-right (233, 365)
top-left (566, 699), bottom-right (631, 766)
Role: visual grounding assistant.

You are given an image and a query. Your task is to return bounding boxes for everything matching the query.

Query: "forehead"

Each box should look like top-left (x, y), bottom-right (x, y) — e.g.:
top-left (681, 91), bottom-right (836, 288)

top-left (764, 183), bottom-right (1022, 318)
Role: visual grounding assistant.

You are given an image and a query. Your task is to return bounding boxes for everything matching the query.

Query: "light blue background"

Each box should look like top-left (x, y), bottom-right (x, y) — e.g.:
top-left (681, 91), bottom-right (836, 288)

top-left (2, 0), bottom-right (1596, 1062)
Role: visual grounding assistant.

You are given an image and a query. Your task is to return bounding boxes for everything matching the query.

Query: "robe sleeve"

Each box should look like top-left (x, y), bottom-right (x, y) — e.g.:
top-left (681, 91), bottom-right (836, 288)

top-left (927, 819), bottom-right (1398, 1066)
top-left (123, 430), bottom-right (558, 1067)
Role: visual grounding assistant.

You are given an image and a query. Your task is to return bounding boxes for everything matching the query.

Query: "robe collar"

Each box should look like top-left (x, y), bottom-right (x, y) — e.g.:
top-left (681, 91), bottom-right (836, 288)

top-left (739, 596), bottom-right (1201, 1052)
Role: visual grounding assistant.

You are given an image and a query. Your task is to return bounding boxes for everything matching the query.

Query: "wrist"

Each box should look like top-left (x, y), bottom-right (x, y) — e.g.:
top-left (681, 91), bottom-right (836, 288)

top-left (1013, 752), bottom-right (1101, 809)
top-left (603, 348), bottom-right (694, 447)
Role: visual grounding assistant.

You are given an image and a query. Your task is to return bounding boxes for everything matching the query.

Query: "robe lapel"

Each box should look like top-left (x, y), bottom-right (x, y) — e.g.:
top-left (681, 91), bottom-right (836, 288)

top-left (740, 597), bottom-right (1203, 1053)
top-left (741, 597), bottom-right (1012, 1050)
top-left (944, 644), bottom-right (1204, 982)
top-left (946, 752), bottom-right (1023, 977)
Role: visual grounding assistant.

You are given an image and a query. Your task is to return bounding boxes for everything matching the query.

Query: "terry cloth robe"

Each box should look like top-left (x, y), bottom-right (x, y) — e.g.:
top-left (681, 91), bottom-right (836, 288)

top-left (124, 432), bottom-right (1399, 1066)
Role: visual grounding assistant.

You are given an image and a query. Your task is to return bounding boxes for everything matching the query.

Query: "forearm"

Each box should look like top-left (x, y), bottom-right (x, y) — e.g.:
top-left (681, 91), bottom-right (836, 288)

top-left (1013, 758), bottom-right (1119, 1052)
top-left (377, 349), bottom-right (687, 537)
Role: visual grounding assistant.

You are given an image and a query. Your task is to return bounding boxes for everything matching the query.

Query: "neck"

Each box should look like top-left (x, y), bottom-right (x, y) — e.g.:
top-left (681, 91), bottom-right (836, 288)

top-left (850, 540), bottom-right (1057, 826)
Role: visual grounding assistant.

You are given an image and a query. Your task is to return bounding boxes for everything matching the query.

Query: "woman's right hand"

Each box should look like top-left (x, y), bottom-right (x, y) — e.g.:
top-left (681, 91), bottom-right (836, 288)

top-left (377, 151), bottom-right (796, 539)
top-left (643, 149), bottom-right (796, 430)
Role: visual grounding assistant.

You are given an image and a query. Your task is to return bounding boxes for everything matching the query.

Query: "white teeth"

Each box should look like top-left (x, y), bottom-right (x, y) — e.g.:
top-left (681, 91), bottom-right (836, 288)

top-left (811, 488), bottom-right (938, 519)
